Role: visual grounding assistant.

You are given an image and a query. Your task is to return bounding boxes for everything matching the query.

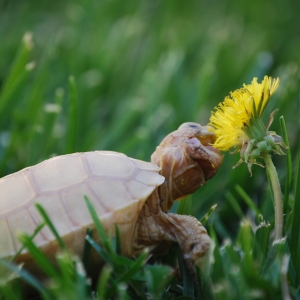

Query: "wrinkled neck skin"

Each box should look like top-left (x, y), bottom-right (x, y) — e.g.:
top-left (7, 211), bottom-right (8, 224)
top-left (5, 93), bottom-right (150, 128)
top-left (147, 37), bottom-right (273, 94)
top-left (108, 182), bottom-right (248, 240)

top-left (151, 123), bottom-right (223, 212)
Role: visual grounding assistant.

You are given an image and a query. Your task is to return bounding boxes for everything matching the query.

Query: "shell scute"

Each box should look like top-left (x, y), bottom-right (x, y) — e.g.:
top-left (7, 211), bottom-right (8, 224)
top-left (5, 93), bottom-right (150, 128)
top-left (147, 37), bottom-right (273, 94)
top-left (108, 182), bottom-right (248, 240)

top-left (6, 209), bottom-right (45, 252)
top-left (28, 194), bottom-right (75, 241)
top-left (126, 180), bottom-right (156, 200)
top-left (83, 151), bottom-right (136, 178)
top-left (0, 219), bottom-right (16, 257)
top-left (61, 184), bottom-right (108, 227)
top-left (0, 171), bottom-right (36, 216)
top-left (135, 159), bottom-right (160, 171)
top-left (30, 153), bottom-right (89, 193)
top-left (88, 179), bottom-right (133, 211)
top-left (136, 169), bottom-right (165, 186)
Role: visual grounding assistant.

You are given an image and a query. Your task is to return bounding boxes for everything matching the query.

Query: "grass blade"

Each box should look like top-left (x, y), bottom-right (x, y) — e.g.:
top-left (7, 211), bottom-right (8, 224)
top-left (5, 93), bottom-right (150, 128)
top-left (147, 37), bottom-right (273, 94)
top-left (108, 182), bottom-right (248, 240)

top-left (0, 33), bottom-right (34, 114)
top-left (176, 245), bottom-right (195, 297)
top-left (144, 264), bottom-right (174, 297)
top-left (177, 196), bottom-right (192, 215)
top-left (35, 203), bottom-right (66, 250)
top-left (82, 228), bottom-right (93, 272)
top-left (10, 223), bottom-right (45, 263)
top-left (252, 221), bottom-right (271, 272)
top-left (42, 88), bottom-right (64, 155)
top-left (84, 195), bottom-right (114, 255)
top-left (200, 204), bottom-right (217, 225)
top-left (210, 225), bottom-right (225, 281)
top-left (279, 116), bottom-right (292, 216)
top-left (97, 265), bottom-right (112, 300)
top-left (18, 234), bottom-right (59, 279)
top-left (236, 219), bottom-right (254, 273)
top-left (106, 250), bottom-right (148, 298)
top-left (65, 75), bottom-right (78, 153)
top-left (235, 184), bottom-right (261, 217)
top-left (0, 258), bottom-right (50, 298)
top-left (114, 223), bottom-right (122, 255)
top-left (85, 234), bottom-right (111, 264)
top-left (225, 191), bottom-right (244, 219)
top-left (288, 148), bottom-right (300, 286)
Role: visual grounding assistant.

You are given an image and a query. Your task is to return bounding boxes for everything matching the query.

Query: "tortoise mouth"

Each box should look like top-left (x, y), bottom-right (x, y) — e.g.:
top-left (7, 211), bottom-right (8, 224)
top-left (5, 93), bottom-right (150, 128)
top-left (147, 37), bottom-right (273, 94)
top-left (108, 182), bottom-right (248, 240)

top-left (196, 133), bottom-right (223, 170)
top-left (196, 133), bottom-right (219, 152)
top-left (205, 145), bottom-right (220, 154)
top-left (196, 125), bottom-right (221, 154)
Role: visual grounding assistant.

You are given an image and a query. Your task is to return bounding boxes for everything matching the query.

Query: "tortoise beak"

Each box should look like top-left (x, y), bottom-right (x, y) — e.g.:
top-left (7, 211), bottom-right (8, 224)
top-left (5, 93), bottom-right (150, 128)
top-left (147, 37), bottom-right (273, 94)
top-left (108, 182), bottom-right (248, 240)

top-left (196, 127), bottom-right (223, 171)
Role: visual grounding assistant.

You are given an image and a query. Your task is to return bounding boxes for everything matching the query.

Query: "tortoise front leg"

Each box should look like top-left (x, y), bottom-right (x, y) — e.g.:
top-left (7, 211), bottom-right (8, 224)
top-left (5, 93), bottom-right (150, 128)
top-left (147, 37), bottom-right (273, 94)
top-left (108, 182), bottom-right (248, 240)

top-left (133, 197), bottom-right (210, 286)
top-left (158, 212), bottom-right (211, 284)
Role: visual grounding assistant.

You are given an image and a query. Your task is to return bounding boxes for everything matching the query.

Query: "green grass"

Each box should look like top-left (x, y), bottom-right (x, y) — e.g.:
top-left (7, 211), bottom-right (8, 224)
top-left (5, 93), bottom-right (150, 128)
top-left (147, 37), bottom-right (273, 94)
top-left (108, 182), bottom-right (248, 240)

top-left (1, 0), bottom-right (300, 298)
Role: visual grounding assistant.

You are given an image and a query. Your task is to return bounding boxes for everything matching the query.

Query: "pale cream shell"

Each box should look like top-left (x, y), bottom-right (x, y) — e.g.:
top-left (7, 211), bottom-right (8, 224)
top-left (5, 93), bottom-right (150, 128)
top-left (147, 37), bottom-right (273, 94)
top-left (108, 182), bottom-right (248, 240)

top-left (0, 151), bottom-right (164, 260)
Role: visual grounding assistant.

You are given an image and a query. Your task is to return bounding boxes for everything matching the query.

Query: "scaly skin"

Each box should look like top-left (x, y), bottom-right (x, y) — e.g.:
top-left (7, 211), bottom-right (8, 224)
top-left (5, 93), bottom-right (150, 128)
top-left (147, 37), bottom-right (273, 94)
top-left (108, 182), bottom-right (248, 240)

top-left (133, 122), bottom-right (223, 285)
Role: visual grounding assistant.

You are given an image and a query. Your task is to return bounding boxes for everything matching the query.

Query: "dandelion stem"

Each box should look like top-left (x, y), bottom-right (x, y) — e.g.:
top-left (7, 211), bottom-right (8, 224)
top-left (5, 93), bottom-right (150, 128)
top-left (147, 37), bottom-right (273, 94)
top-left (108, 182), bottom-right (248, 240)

top-left (262, 152), bottom-right (283, 240)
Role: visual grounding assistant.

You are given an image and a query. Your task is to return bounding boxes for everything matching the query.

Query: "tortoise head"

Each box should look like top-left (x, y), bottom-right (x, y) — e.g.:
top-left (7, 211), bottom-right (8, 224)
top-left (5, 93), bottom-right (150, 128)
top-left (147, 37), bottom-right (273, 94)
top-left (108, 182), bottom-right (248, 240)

top-left (151, 122), bottom-right (223, 211)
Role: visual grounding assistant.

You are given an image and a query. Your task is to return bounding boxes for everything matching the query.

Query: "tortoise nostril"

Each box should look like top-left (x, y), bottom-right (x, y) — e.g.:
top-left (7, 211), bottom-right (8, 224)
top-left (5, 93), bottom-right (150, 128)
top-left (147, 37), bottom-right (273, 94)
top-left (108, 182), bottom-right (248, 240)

top-left (189, 124), bottom-right (199, 129)
top-left (178, 122), bottom-right (202, 130)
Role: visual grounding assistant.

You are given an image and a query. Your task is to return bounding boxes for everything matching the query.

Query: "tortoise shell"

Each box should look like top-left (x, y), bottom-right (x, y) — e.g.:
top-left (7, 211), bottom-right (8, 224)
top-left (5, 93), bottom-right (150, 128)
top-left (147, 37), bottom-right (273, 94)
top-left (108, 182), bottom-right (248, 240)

top-left (0, 151), bottom-right (164, 261)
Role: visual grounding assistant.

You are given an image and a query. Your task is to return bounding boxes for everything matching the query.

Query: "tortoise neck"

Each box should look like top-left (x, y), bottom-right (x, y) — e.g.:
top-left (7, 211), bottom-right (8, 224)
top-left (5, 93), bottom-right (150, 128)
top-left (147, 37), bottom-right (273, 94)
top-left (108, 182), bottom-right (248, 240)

top-left (151, 145), bottom-right (185, 212)
top-left (132, 191), bottom-right (176, 254)
top-left (156, 180), bottom-right (173, 212)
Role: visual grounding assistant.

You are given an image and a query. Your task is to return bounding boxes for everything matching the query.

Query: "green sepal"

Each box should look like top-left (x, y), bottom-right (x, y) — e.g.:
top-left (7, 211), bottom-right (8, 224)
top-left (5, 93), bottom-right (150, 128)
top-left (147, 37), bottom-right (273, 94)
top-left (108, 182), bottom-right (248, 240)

top-left (257, 140), bottom-right (268, 152)
top-left (250, 148), bottom-right (261, 159)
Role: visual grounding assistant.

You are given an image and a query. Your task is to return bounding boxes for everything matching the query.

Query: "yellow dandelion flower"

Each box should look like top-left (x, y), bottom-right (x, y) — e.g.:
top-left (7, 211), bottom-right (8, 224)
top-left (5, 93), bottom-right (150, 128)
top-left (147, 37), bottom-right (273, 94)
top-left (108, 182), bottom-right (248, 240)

top-left (208, 75), bottom-right (287, 241)
top-left (208, 75), bottom-right (287, 174)
top-left (209, 76), bottom-right (280, 152)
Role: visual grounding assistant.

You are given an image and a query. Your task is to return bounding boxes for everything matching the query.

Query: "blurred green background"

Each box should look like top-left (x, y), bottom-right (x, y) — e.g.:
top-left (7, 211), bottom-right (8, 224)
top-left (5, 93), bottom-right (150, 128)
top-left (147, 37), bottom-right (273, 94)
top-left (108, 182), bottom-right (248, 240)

top-left (1, 0), bottom-right (300, 239)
